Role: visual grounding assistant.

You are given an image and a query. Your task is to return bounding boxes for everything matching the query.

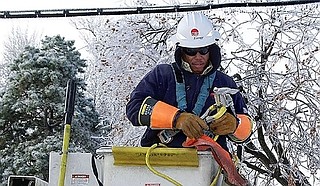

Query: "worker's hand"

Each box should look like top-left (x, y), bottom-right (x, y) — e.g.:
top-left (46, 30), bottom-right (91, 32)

top-left (175, 112), bottom-right (209, 139)
top-left (209, 112), bottom-right (237, 135)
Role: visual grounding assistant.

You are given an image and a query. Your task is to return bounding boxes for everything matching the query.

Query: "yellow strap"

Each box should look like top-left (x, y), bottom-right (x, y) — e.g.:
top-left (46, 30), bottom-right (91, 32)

top-left (146, 144), bottom-right (182, 186)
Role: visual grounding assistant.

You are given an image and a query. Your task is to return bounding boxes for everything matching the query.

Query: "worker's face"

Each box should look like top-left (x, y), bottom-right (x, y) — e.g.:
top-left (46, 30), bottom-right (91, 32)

top-left (182, 46), bottom-right (210, 74)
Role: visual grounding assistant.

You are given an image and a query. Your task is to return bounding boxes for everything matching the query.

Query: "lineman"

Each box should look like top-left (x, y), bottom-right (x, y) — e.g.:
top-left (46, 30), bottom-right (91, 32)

top-left (126, 12), bottom-right (253, 151)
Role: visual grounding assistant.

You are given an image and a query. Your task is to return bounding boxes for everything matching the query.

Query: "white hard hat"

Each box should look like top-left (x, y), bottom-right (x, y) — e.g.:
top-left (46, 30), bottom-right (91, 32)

top-left (171, 12), bottom-right (220, 48)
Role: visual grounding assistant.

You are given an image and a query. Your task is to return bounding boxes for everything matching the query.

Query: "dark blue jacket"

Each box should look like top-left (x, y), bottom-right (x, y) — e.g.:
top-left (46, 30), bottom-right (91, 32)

top-left (126, 44), bottom-right (248, 150)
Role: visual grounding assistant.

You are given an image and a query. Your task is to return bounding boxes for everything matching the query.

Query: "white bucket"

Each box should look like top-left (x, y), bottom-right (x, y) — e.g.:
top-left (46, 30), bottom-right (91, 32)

top-left (96, 146), bottom-right (224, 186)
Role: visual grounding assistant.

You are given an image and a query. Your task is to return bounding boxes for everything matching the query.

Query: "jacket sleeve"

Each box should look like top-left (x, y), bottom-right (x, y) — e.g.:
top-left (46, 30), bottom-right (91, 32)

top-left (126, 64), bottom-right (179, 128)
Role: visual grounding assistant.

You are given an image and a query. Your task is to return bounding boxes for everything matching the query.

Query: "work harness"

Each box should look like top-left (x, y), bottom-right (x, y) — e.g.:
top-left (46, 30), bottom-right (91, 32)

top-left (158, 62), bottom-right (217, 143)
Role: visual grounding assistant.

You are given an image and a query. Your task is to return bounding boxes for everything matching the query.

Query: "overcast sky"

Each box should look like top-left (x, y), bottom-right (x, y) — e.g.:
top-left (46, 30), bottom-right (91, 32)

top-left (0, 0), bottom-right (130, 60)
top-left (0, 19), bottom-right (85, 59)
top-left (0, 0), bottom-right (185, 59)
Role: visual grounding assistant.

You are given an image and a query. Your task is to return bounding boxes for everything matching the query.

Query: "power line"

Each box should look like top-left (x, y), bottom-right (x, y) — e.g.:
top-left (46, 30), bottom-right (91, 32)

top-left (0, 0), bottom-right (319, 19)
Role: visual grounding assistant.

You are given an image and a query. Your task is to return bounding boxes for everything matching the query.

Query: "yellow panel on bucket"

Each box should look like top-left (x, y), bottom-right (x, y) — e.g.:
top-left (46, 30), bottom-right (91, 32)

top-left (112, 146), bottom-right (199, 167)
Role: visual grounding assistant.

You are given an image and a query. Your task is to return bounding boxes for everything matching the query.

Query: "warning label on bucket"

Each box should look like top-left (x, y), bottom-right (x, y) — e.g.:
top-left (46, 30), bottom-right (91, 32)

top-left (71, 174), bottom-right (89, 185)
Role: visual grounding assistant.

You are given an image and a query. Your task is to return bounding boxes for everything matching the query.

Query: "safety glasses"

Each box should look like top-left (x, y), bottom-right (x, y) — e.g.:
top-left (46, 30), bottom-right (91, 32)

top-left (182, 47), bottom-right (210, 56)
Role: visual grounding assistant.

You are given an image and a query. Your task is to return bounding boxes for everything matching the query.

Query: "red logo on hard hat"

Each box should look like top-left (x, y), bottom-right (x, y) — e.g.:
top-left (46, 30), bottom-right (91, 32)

top-left (191, 28), bottom-right (199, 36)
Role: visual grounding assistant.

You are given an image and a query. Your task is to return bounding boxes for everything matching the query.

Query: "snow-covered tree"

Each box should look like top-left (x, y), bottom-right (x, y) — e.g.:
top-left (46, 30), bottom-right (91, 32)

top-left (0, 35), bottom-right (100, 184)
top-left (72, 13), bottom-right (177, 146)
top-left (215, 5), bottom-right (320, 186)
top-left (0, 26), bottom-right (41, 95)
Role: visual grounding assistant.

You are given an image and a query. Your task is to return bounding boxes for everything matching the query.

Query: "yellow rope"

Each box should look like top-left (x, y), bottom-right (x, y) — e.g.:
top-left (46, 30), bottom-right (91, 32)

top-left (207, 134), bottom-right (222, 186)
top-left (144, 106), bottom-right (229, 186)
top-left (210, 166), bottom-right (222, 186)
top-left (146, 143), bottom-right (182, 186)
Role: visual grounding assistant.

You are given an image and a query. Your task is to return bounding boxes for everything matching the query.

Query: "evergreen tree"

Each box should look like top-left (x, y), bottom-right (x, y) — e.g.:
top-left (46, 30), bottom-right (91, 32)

top-left (0, 35), bottom-right (100, 184)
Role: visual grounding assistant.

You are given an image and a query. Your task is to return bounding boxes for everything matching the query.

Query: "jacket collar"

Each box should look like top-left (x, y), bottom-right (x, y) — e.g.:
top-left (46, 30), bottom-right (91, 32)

top-left (181, 59), bottom-right (213, 75)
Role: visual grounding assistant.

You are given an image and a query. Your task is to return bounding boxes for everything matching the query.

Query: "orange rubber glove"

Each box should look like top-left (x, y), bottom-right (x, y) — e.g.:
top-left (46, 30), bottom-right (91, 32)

top-left (175, 112), bottom-right (209, 139)
top-left (209, 112), bottom-right (237, 135)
